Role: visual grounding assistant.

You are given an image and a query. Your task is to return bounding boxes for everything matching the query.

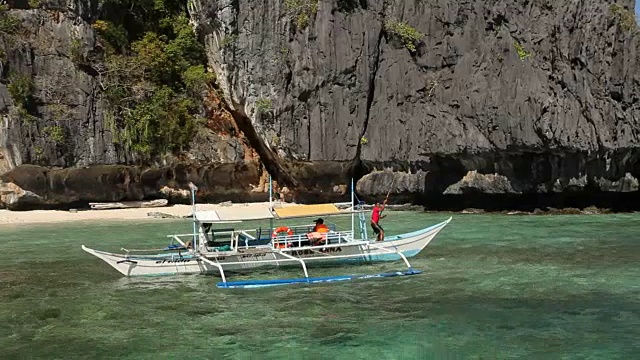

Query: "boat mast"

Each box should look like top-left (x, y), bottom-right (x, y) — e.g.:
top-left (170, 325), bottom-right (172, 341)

top-left (269, 174), bottom-right (273, 208)
top-left (189, 182), bottom-right (198, 251)
top-left (351, 177), bottom-right (355, 238)
top-left (269, 174), bottom-right (273, 238)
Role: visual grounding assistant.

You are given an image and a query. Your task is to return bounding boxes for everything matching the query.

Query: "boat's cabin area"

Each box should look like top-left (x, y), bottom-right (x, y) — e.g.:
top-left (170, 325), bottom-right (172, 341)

top-left (175, 202), bottom-right (368, 253)
top-left (195, 221), bottom-right (355, 252)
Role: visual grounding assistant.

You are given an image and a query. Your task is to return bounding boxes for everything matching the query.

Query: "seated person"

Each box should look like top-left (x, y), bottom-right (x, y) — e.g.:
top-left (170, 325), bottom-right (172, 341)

top-left (313, 218), bottom-right (329, 233)
top-left (307, 218), bottom-right (329, 245)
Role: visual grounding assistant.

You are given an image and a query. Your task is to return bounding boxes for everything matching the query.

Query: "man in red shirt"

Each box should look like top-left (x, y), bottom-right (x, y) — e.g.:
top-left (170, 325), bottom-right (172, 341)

top-left (371, 199), bottom-right (387, 241)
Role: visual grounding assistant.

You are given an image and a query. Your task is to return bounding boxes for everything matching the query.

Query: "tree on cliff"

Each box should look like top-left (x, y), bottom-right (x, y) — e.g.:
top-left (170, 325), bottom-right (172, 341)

top-left (94, 0), bottom-right (215, 158)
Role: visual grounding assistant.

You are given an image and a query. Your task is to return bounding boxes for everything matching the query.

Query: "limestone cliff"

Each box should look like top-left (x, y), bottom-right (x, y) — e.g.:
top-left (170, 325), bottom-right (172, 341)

top-left (189, 0), bottom-right (640, 209)
top-left (0, 0), bottom-right (249, 169)
top-left (2, 0), bottom-right (640, 211)
top-left (0, 0), bottom-right (262, 208)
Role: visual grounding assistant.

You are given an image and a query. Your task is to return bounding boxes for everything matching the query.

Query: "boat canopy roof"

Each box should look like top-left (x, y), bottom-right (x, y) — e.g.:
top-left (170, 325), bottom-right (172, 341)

top-left (194, 203), bottom-right (363, 223)
top-left (272, 203), bottom-right (340, 218)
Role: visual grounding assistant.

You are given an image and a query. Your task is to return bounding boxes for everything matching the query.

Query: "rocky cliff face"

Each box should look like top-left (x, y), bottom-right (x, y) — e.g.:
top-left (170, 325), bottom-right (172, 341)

top-left (0, 0), bottom-right (250, 169)
top-left (0, 0), bottom-right (263, 208)
top-left (188, 0), bottom-right (640, 210)
top-left (2, 0), bottom-right (640, 211)
top-left (0, 0), bottom-right (117, 169)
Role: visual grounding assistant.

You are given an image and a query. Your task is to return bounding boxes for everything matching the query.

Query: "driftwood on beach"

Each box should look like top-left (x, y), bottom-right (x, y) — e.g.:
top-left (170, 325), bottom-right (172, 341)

top-left (89, 199), bottom-right (169, 210)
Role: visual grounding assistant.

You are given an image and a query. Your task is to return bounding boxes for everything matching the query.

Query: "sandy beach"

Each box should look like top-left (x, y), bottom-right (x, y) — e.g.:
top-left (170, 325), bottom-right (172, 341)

top-left (0, 202), bottom-right (284, 227)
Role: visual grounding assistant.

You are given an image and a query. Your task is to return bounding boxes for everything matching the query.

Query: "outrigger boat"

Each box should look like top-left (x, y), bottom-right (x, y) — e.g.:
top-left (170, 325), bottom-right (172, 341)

top-left (82, 179), bottom-right (452, 288)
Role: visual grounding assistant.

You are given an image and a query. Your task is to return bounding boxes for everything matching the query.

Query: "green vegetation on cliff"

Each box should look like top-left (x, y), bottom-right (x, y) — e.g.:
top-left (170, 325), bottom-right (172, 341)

top-left (513, 41), bottom-right (532, 60)
top-left (284, 0), bottom-right (318, 29)
top-left (0, 4), bottom-right (20, 34)
top-left (94, 0), bottom-right (214, 157)
top-left (609, 3), bottom-right (637, 32)
top-left (43, 125), bottom-right (65, 144)
top-left (384, 19), bottom-right (423, 52)
top-left (255, 98), bottom-right (273, 114)
top-left (7, 72), bottom-right (34, 109)
top-left (2, 6), bottom-right (39, 125)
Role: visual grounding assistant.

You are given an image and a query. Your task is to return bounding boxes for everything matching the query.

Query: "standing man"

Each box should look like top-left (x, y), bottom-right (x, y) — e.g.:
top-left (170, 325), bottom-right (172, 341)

top-left (371, 199), bottom-right (387, 241)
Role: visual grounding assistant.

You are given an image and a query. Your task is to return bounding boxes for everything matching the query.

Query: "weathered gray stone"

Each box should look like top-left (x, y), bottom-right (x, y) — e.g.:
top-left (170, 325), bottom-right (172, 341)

top-left (444, 170), bottom-right (519, 195)
top-left (0, 162), bottom-right (272, 210)
top-left (190, 0), bottom-right (640, 158)
top-left (0, 3), bottom-right (250, 172)
top-left (595, 172), bottom-right (639, 192)
top-left (188, 0), bottom-right (640, 209)
top-left (356, 168), bottom-right (429, 200)
top-left (0, 179), bottom-right (45, 209)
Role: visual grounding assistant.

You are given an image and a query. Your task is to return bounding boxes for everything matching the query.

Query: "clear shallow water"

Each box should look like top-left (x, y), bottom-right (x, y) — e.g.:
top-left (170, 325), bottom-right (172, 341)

top-left (0, 212), bottom-right (638, 359)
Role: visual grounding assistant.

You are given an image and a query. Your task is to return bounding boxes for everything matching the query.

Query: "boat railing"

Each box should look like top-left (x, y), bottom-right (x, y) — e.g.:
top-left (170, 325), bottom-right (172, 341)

top-left (170, 225), bottom-right (340, 241)
top-left (168, 228), bottom-right (248, 239)
top-left (167, 233), bottom-right (198, 238)
top-left (271, 223), bottom-right (338, 235)
top-left (167, 228), bottom-right (356, 250)
top-left (168, 229), bottom-right (236, 251)
top-left (271, 230), bottom-right (354, 248)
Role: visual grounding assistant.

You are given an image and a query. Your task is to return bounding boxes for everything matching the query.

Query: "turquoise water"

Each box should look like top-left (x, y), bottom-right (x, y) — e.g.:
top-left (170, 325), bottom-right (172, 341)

top-left (0, 212), bottom-right (638, 359)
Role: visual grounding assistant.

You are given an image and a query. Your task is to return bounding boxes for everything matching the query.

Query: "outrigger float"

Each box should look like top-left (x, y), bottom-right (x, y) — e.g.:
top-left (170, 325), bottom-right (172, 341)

top-left (82, 179), bottom-right (452, 288)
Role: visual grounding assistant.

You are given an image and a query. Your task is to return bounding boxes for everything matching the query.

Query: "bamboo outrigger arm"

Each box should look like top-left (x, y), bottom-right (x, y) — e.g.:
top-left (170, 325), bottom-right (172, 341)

top-left (366, 242), bottom-right (413, 269)
top-left (196, 256), bottom-right (228, 284)
top-left (277, 250), bottom-right (310, 279)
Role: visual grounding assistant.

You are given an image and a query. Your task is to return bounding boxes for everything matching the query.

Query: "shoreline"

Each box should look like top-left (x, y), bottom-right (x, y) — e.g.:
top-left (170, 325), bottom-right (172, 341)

top-left (0, 202), bottom-right (635, 228)
top-left (0, 202), bottom-right (278, 227)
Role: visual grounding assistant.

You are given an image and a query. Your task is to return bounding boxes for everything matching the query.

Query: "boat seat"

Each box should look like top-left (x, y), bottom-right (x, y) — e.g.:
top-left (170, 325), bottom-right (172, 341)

top-left (206, 229), bottom-right (234, 248)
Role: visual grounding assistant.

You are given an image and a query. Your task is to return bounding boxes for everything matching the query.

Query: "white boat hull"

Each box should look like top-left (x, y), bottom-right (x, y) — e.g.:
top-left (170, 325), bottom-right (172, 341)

top-left (82, 217), bottom-right (451, 277)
